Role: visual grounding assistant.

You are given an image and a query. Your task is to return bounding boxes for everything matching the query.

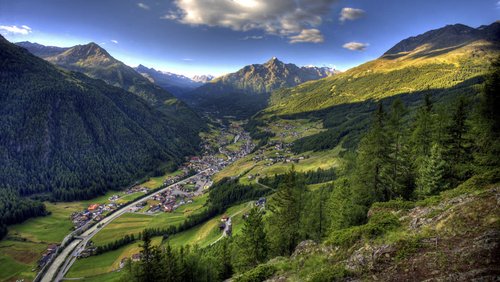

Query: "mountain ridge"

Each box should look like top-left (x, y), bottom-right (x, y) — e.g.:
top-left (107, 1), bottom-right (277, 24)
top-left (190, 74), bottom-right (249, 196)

top-left (265, 22), bottom-right (500, 116)
top-left (186, 57), bottom-right (338, 117)
top-left (0, 35), bottom-right (196, 201)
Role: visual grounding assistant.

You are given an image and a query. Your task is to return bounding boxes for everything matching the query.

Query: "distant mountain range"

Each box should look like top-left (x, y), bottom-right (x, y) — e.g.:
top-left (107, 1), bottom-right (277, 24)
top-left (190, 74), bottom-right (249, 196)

top-left (16, 41), bottom-right (69, 58)
top-left (134, 64), bottom-right (213, 96)
top-left (192, 74), bottom-right (215, 83)
top-left (16, 41), bottom-right (205, 136)
top-left (186, 57), bottom-right (338, 117)
top-left (1, 36), bottom-right (198, 201)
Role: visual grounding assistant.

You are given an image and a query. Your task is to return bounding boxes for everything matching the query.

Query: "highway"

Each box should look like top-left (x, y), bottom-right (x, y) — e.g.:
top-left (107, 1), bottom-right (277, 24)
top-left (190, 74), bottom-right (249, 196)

top-left (41, 169), bottom-right (210, 282)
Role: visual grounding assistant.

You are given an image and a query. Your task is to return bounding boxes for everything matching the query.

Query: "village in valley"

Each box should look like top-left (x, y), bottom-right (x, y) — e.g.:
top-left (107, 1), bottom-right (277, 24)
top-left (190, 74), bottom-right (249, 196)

top-left (36, 121), bottom-right (258, 269)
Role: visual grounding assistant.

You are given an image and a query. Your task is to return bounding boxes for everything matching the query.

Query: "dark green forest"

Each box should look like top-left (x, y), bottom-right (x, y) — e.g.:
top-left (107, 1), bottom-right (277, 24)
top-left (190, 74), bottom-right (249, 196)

top-left (0, 36), bottom-right (200, 231)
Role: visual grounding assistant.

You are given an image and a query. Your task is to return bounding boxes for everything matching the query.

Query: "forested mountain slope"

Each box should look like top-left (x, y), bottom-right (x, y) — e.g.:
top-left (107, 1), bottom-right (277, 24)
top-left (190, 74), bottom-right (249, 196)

top-left (0, 36), bottom-right (196, 202)
top-left (266, 22), bottom-right (499, 116)
top-left (18, 41), bottom-right (205, 137)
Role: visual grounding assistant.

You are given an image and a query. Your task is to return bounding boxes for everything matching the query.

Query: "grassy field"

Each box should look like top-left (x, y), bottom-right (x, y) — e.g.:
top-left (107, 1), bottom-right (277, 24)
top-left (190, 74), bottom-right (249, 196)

top-left (91, 194), bottom-right (208, 246)
top-left (141, 170), bottom-right (183, 189)
top-left (0, 168), bottom-right (186, 282)
top-left (66, 237), bottom-right (163, 278)
top-left (165, 202), bottom-right (253, 248)
top-left (215, 146), bottom-right (342, 184)
top-left (65, 202), bottom-right (254, 280)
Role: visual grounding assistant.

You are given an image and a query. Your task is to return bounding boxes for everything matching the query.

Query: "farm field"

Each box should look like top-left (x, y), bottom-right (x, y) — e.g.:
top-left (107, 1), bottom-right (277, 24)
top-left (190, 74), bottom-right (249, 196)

top-left (215, 146), bottom-right (342, 184)
top-left (91, 194), bottom-right (208, 246)
top-left (0, 169), bottom-right (186, 282)
top-left (165, 201), bottom-right (253, 248)
top-left (65, 201), bottom-right (254, 280)
top-left (66, 237), bottom-right (163, 278)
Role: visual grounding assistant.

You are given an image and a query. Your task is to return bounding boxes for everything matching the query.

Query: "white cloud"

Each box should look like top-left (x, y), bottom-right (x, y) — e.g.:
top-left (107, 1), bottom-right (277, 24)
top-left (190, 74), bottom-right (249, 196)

top-left (160, 12), bottom-right (179, 20)
top-left (242, 35), bottom-right (264, 40)
top-left (163, 0), bottom-right (337, 43)
top-left (497, 0), bottom-right (500, 8)
top-left (289, 29), bottom-right (324, 43)
top-left (339, 7), bottom-right (365, 22)
top-left (111, 40), bottom-right (118, 44)
top-left (342, 42), bottom-right (369, 51)
top-left (182, 58), bottom-right (193, 61)
top-left (0, 25), bottom-right (32, 35)
top-left (137, 2), bottom-right (150, 10)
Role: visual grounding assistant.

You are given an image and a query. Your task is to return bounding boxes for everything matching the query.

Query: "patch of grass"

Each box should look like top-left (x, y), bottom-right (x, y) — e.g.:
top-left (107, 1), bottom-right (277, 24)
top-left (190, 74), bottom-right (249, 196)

top-left (234, 264), bottom-right (277, 282)
top-left (78, 271), bottom-right (125, 282)
top-left (165, 202), bottom-right (253, 248)
top-left (92, 195), bottom-right (208, 246)
top-left (67, 237), bottom-right (162, 278)
top-left (9, 201), bottom-right (81, 243)
top-left (328, 212), bottom-right (401, 247)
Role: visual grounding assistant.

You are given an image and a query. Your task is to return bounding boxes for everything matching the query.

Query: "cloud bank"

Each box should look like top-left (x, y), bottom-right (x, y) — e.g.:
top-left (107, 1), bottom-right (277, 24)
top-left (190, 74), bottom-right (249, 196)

top-left (342, 42), bottom-right (369, 51)
top-left (163, 0), bottom-right (337, 43)
top-left (137, 3), bottom-right (150, 10)
top-left (339, 7), bottom-right (365, 22)
top-left (0, 25), bottom-right (32, 35)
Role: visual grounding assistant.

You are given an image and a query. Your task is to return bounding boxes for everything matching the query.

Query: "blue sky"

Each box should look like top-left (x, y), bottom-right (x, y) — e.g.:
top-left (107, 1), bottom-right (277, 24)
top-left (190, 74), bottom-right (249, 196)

top-left (0, 0), bottom-right (498, 77)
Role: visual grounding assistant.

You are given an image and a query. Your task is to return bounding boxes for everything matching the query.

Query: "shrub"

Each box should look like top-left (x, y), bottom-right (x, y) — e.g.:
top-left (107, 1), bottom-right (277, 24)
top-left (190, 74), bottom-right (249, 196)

top-left (234, 265), bottom-right (277, 282)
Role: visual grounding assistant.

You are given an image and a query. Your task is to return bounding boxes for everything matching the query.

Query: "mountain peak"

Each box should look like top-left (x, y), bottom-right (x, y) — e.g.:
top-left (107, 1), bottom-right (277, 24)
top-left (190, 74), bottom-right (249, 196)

top-left (266, 56), bottom-right (282, 65)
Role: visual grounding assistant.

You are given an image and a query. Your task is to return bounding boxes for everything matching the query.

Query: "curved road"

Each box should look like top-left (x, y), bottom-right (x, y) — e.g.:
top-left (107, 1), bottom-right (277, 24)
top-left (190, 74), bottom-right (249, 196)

top-left (42, 169), bottom-right (210, 282)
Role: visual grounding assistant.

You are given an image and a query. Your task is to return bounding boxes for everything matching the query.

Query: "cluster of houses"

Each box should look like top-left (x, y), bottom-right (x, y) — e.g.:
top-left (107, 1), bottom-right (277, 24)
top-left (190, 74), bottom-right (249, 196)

top-left (38, 244), bottom-right (58, 268)
top-left (70, 203), bottom-right (119, 229)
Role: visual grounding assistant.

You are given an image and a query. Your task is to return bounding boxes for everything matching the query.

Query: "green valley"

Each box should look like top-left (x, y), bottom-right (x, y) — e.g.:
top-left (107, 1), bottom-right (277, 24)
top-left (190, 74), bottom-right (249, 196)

top-left (0, 6), bottom-right (498, 282)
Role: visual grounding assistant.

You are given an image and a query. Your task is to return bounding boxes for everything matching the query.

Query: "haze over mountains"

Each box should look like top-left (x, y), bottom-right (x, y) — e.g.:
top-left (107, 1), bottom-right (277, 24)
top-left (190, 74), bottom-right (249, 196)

top-left (134, 64), bottom-right (209, 96)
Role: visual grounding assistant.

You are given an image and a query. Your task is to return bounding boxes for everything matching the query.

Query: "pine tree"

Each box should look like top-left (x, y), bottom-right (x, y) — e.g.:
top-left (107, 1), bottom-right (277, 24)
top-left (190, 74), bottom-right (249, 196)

top-left (162, 244), bottom-right (179, 282)
top-left (444, 96), bottom-right (472, 184)
top-left (386, 98), bottom-right (414, 199)
top-left (218, 238), bottom-right (233, 279)
top-left (237, 207), bottom-right (268, 271)
top-left (411, 94), bottom-right (435, 162)
top-left (138, 230), bottom-right (156, 282)
top-left (328, 178), bottom-right (366, 231)
top-left (473, 58), bottom-right (500, 171)
top-left (416, 143), bottom-right (447, 197)
top-left (303, 185), bottom-right (332, 241)
top-left (267, 168), bottom-right (305, 256)
top-left (352, 102), bottom-right (391, 206)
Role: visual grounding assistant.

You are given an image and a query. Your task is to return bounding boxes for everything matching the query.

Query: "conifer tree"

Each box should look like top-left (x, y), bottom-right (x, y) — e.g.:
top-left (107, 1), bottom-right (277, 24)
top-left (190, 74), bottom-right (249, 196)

top-left (237, 207), bottom-right (268, 270)
top-left (416, 143), bottom-right (447, 197)
top-left (411, 94), bottom-right (435, 162)
top-left (445, 96), bottom-right (472, 183)
top-left (386, 98), bottom-right (414, 199)
top-left (352, 102), bottom-right (391, 205)
top-left (473, 58), bottom-right (500, 171)
top-left (267, 168), bottom-right (305, 256)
